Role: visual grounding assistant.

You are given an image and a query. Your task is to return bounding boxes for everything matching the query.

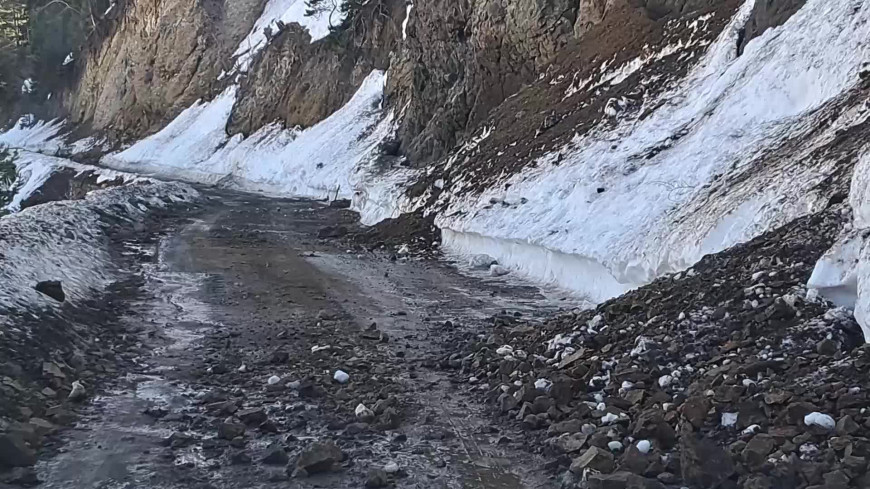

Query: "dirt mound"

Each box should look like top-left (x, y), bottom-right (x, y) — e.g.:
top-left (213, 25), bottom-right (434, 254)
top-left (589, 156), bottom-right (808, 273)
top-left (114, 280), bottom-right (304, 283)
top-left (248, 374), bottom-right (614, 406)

top-left (351, 211), bottom-right (440, 257)
top-left (434, 205), bottom-right (870, 488)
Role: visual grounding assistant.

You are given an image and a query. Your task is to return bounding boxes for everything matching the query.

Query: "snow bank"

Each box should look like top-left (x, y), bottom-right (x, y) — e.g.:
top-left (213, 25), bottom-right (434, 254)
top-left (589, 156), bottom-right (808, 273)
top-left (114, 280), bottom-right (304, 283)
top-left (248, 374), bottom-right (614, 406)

top-left (437, 0), bottom-right (870, 302)
top-left (0, 181), bottom-right (198, 320)
top-left (810, 151), bottom-right (870, 340)
top-left (0, 116), bottom-right (66, 154)
top-left (103, 70), bottom-right (405, 221)
top-left (4, 151), bottom-right (149, 213)
top-left (225, 0), bottom-right (344, 77)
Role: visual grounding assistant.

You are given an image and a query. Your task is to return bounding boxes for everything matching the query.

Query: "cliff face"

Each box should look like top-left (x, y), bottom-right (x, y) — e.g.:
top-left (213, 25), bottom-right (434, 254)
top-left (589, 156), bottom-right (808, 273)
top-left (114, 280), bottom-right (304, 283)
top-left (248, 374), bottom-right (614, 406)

top-left (63, 0), bottom-right (265, 139)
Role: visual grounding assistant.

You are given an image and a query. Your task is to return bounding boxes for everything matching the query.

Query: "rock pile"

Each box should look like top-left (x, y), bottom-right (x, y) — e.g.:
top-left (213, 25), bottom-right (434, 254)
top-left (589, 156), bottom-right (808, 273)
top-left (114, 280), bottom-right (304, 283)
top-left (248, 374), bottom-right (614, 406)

top-left (445, 209), bottom-right (870, 488)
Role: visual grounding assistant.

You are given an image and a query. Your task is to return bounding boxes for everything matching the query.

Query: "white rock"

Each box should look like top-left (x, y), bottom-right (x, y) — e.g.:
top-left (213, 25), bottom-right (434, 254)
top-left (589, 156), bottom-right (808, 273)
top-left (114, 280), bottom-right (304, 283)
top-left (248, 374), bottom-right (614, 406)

top-left (804, 412), bottom-right (836, 431)
top-left (355, 403), bottom-right (374, 421)
top-left (333, 370), bottom-right (350, 384)
top-left (496, 345), bottom-right (514, 356)
top-left (238, 364), bottom-right (247, 373)
top-left (596, 402), bottom-right (607, 411)
top-left (68, 380), bottom-right (86, 401)
top-left (601, 413), bottom-right (619, 425)
top-left (267, 375), bottom-right (281, 385)
top-left (607, 441), bottom-right (624, 452)
top-left (581, 423), bottom-right (597, 435)
top-left (658, 375), bottom-right (674, 388)
top-left (742, 424), bottom-right (761, 435)
top-left (636, 440), bottom-right (651, 454)
top-left (721, 412), bottom-right (738, 427)
top-left (678, 312), bottom-right (686, 321)
top-left (534, 378), bottom-right (552, 392)
top-left (384, 461), bottom-right (400, 474)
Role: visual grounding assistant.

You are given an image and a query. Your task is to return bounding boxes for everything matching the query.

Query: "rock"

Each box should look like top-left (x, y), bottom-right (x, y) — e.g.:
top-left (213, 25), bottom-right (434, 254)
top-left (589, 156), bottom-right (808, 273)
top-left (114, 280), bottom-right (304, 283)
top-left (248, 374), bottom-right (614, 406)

top-left (570, 446), bottom-right (615, 474)
top-left (803, 412), bottom-right (835, 432)
top-left (823, 469), bottom-right (851, 488)
top-left (785, 401), bottom-right (817, 424)
top-left (334, 370), bottom-right (350, 384)
top-left (317, 226), bottom-right (348, 239)
top-left (836, 415), bottom-right (859, 436)
top-left (551, 432), bottom-right (589, 453)
top-left (295, 441), bottom-right (343, 475)
top-left (365, 468), bottom-right (389, 488)
top-left (548, 419), bottom-right (582, 435)
top-left (383, 461), bottom-right (400, 473)
top-left (261, 443), bottom-right (289, 465)
top-left (0, 466), bottom-right (40, 487)
top-left (355, 403), bottom-right (375, 422)
top-left (636, 440), bottom-right (651, 454)
top-left (680, 436), bottom-right (735, 489)
top-left (42, 362), bottom-right (65, 379)
top-left (816, 338), bottom-right (838, 356)
top-left (267, 375), bottom-right (281, 385)
top-left (498, 392), bottom-right (519, 413)
top-left (587, 471), bottom-right (665, 489)
top-left (162, 431), bottom-right (194, 448)
top-left (742, 434), bottom-right (776, 468)
top-left (0, 434), bottom-right (36, 467)
top-left (329, 198), bottom-right (351, 209)
top-left (218, 422), bottom-right (246, 440)
top-left (230, 450), bottom-right (252, 465)
top-left (632, 410), bottom-right (676, 448)
top-left (35, 280), bottom-right (65, 302)
top-left (68, 380), bottom-right (86, 401)
top-left (238, 408), bottom-right (268, 426)
top-left (680, 396), bottom-right (710, 429)
top-left (608, 441), bottom-right (624, 452)
top-left (763, 389), bottom-right (792, 405)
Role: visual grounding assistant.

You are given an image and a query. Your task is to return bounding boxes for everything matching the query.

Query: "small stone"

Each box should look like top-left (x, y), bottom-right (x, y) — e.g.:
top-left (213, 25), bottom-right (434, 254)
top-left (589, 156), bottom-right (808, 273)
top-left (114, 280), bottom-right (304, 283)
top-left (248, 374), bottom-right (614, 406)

top-left (816, 338), bottom-right (838, 356)
top-left (570, 446), bottom-right (615, 474)
top-left (296, 441), bottom-right (343, 474)
top-left (238, 408), bottom-right (267, 426)
top-left (334, 370), bottom-right (350, 384)
top-left (636, 440), bottom-right (652, 454)
top-left (261, 443), bottom-right (289, 465)
top-left (803, 412), bottom-right (835, 432)
top-left (355, 403), bottom-right (375, 422)
top-left (68, 380), bottom-right (86, 401)
top-left (0, 434), bottom-right (36, 467)
top-left (230, 450), bottom-right (252, 465)
top-left (384, 461), bottom-right (399, 474)
top-left (218, 422), bottom-right (246, 440)
top-left (836, 415), bottom-right (859, 436)
top-left (365, 468), bottom-right (389, 488)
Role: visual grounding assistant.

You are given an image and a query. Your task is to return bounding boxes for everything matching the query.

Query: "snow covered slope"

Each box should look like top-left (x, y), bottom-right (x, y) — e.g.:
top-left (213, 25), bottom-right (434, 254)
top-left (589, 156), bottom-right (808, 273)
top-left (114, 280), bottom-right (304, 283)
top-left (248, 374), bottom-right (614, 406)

top-left (0, 181), bottom-right (198, 321)
top-left (102, 70), bottom-right (404, 219)
top-left (430, 0), bottom-right (870, 301)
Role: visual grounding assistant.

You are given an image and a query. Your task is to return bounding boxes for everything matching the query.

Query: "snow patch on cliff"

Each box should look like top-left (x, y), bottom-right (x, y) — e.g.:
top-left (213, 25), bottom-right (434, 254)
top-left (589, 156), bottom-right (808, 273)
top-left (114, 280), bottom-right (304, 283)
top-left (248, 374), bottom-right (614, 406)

top-left (225, 0), bottom-right (344, 77)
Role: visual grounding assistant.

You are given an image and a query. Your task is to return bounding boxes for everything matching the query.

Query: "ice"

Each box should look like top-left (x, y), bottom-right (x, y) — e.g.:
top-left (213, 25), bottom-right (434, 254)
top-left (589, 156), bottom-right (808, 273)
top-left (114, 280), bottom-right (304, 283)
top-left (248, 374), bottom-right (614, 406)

top-left (436, 0), bottom-right (870, 302)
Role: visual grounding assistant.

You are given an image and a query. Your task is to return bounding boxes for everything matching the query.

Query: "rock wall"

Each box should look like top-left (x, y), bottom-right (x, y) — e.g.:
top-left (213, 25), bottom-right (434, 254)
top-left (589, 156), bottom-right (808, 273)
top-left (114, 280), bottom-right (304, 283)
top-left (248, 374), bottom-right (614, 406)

top-left (63, 0), bottom-right (264, 139)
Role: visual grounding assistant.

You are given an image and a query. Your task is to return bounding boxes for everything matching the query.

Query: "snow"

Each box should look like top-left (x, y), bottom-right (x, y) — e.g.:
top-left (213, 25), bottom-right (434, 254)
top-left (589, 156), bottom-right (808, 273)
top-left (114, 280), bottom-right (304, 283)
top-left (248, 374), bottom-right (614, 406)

top-left (226, 0), bottom-right (344, 77)
top-left (812, 151), bottom-right (870, 340)
top-left (435, 0), bottom-right (870, 302)
top-left (4, 151), bottom-right (148, 213)
top-left (0, 181), bottom-right (198, 319)
top-left (402, 3), bottom-right (413, 40)
top-left (63, 53), bottom-right (74, 66)
top-left (103, 70), bottom-right (401, 223)
top-left (0, 116), bottom-right (65, 154)
top-left (721, 412), bottom-right (738, 427)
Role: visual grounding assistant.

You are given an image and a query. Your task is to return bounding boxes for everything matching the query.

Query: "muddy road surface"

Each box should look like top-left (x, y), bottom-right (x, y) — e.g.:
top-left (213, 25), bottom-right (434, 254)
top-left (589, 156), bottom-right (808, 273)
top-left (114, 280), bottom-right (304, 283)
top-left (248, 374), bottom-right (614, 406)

top-left (23, 188), bottom-right (562, 489)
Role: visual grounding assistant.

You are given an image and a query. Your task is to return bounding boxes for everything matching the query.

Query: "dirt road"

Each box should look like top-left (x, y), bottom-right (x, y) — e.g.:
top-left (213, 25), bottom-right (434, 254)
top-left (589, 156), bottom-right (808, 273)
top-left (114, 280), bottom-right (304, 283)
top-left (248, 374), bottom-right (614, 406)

top-left (28, 188), bottom-right (561, 489)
